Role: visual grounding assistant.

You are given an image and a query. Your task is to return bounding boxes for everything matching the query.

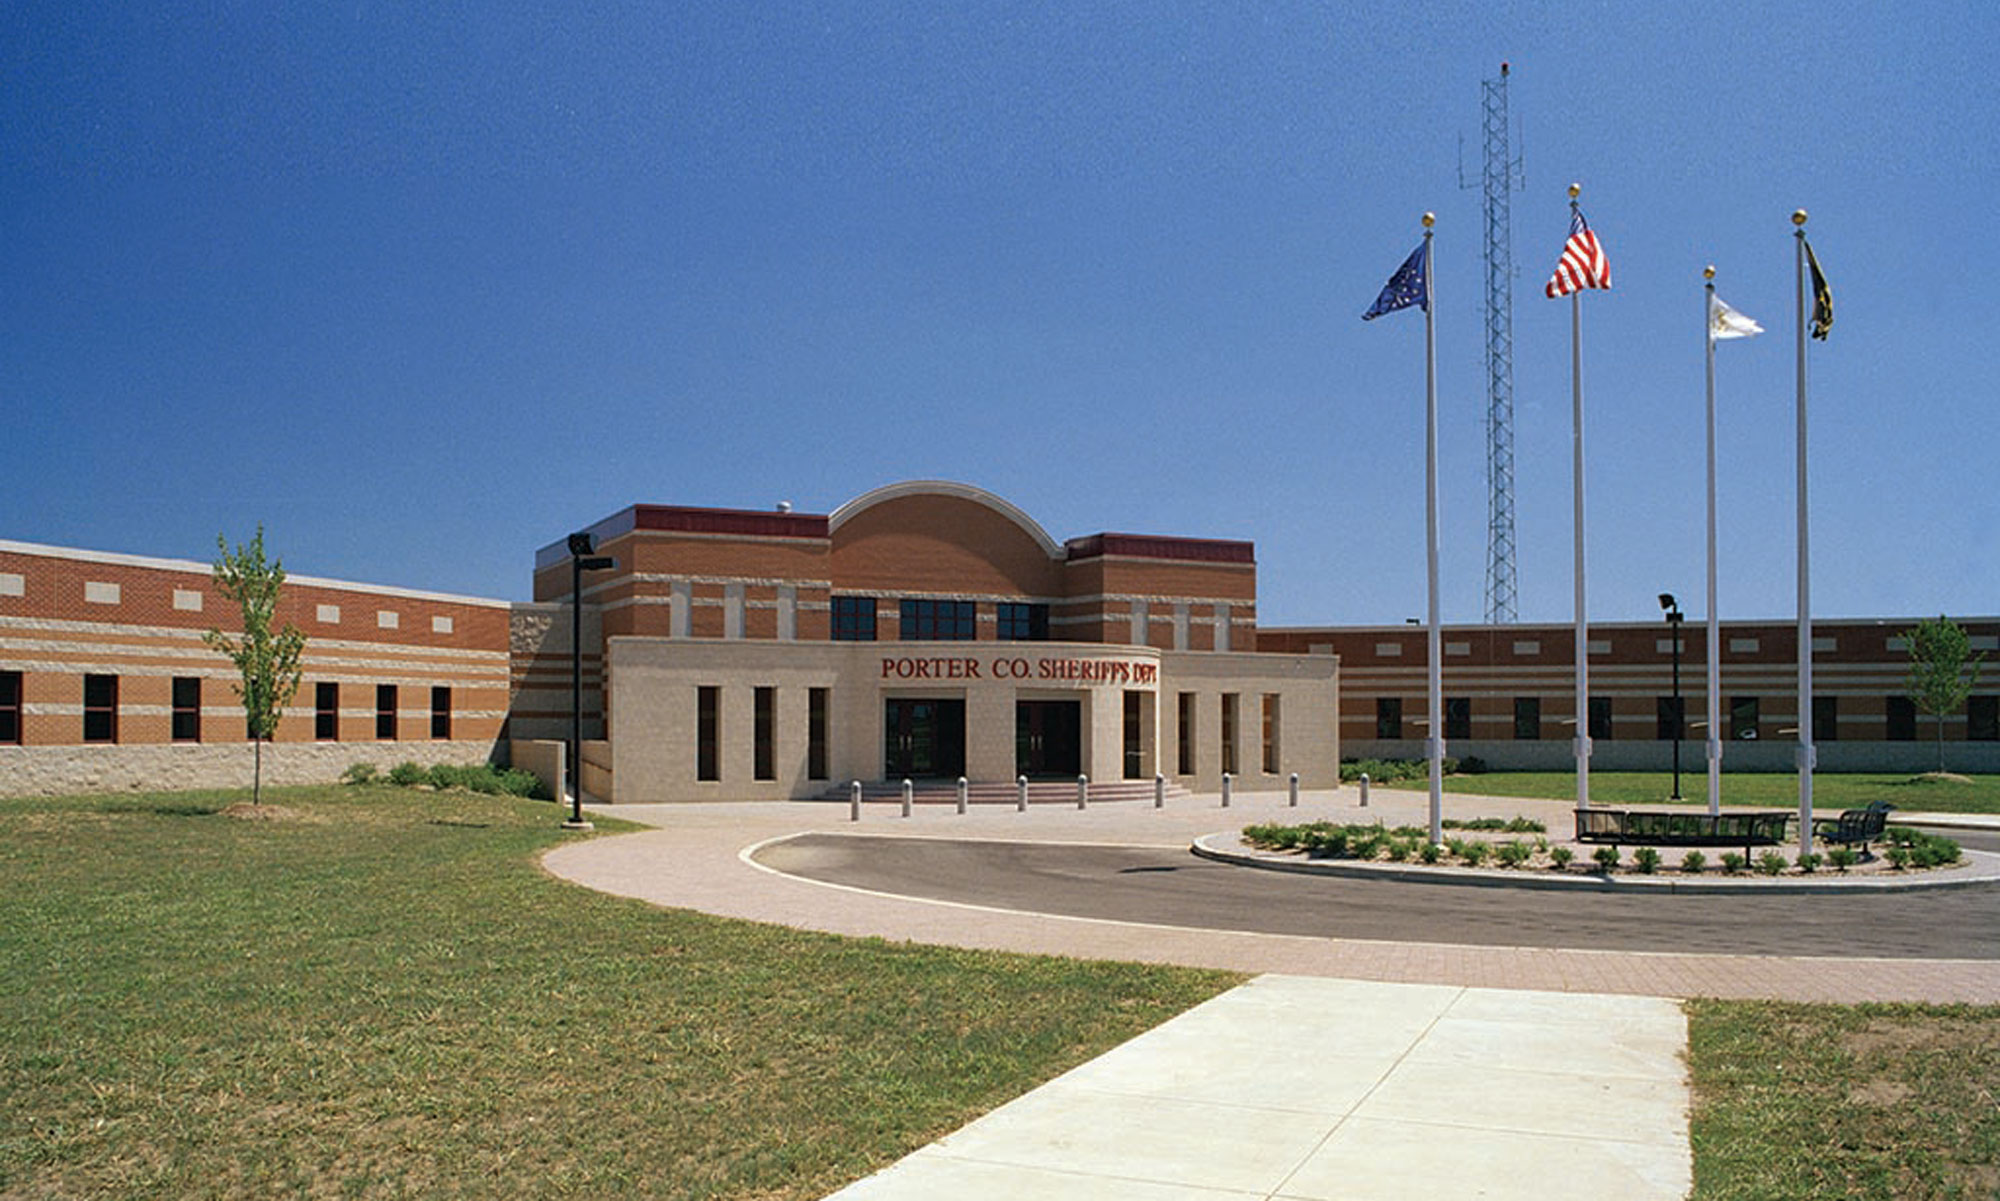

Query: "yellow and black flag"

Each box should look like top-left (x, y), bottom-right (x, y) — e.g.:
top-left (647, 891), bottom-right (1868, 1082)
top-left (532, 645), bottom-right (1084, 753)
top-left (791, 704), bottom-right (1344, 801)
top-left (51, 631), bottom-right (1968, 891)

top-left (1804, 237), bottom-right (1832, 340)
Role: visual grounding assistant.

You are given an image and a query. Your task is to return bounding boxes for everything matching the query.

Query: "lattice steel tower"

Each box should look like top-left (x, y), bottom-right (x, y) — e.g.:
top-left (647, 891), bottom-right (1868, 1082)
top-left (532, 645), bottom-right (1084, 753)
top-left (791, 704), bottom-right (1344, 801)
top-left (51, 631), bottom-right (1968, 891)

top-left (1474, 62), bottom-right (1524, 624)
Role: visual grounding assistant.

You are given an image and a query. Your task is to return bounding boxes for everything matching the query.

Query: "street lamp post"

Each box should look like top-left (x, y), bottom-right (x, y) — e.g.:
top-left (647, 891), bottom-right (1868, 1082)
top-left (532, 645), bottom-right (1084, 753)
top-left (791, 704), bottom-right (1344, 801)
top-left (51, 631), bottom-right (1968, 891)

top-left (566, 532), bottom-right (617, 829)
top-left (1660, 593), bottom-right (1684, 801)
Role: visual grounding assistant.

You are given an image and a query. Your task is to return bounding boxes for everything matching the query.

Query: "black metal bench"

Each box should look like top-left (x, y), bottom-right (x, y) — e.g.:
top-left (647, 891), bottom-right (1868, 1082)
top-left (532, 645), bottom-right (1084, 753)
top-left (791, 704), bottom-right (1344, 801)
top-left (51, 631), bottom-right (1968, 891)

top-left (1573, 808), bottom-right (1791, 858)
top-left (1812, 800), bottom-right (1894, 855)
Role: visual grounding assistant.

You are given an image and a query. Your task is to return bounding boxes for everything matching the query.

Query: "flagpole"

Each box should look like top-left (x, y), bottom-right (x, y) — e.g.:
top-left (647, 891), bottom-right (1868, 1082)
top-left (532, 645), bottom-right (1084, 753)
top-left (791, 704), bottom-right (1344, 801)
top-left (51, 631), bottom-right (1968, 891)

top-left (1794, 210), bottom-right (1815, 854)
top-left (1703, 266), bottom-right (1723, 815)
top-left (1422, 212), bottom-right (1444, 847)
top-left (1568, 184), bottom-right (1590, 808)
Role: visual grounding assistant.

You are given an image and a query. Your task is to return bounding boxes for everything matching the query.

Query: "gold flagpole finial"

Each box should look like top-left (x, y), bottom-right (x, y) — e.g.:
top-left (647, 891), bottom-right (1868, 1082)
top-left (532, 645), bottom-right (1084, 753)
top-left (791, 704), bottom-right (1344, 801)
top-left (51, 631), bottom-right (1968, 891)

top-left (1792, 209), bottom-right (1809, 227)
top-left (1704, 265), bottom-right (1716, 281)
top-left (1422, 211), bottom-right (1435, 228)
top-left (1568, 182), bottom-right (1581, 200)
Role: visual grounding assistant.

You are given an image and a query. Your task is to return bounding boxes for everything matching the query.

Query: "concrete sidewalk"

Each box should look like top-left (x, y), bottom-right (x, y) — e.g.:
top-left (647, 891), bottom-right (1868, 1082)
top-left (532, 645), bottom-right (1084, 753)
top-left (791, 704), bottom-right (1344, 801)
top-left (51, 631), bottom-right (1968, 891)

top-left (826, 975), bottom-right (1691, 1201)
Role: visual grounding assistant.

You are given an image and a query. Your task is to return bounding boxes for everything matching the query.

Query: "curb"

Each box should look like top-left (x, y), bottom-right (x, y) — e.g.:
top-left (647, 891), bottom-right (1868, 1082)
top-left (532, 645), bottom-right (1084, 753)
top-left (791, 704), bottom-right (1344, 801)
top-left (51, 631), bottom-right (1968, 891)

top-left (1190, 833), bottom-right (2000, 896)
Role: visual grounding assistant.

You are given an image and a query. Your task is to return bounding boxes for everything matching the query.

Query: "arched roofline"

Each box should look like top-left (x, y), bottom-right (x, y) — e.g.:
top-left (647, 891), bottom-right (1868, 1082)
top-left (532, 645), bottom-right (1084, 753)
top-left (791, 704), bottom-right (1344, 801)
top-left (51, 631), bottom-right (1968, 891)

top-left (828, 480), bottom-right (1064, 560)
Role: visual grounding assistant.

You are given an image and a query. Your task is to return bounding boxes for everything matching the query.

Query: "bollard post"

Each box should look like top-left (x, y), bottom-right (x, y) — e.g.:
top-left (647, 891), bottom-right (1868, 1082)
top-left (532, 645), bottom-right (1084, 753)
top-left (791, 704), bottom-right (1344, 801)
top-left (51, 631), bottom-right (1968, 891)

top-left (1076, 773), bottom-right (1089, 810)
top-left (1154, 772), bottom-right (1165, 809)
top-left (850, 779), bottom-right (861, 822)
top-left (1359, 772), bottom-right (1370, 807)
top-left (1221, 772), bottom-right (1232, 808)
top-left (1289, 772), bottom-right (1300, 808)
top-left (956, 776), bottom-right (968, 815)
top-left (901, 777), bottom-right (913, 818)
top-left (1017, 774), bottom-right (1029, 812)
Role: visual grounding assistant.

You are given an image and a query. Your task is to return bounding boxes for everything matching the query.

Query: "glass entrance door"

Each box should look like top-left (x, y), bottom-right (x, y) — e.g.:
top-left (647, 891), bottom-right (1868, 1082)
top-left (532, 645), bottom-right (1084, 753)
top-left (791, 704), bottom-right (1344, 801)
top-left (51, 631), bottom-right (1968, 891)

top-left (883, 699), bottom-right (966, 778)
top-left (1015, 700), bottom-right (1082, 778)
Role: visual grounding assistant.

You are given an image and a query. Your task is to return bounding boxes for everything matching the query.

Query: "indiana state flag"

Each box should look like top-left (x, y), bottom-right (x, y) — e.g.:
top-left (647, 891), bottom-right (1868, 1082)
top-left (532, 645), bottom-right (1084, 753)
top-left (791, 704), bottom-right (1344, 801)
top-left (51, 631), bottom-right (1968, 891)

top-left (1363, 241), bottom-right (1429, 321)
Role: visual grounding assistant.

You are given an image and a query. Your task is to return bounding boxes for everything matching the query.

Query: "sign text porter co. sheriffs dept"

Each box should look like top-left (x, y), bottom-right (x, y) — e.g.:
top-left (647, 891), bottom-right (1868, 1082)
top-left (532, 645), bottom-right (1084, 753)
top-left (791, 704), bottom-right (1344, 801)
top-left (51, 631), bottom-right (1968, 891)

top-left (880, 656), bottom-right (1159, 685)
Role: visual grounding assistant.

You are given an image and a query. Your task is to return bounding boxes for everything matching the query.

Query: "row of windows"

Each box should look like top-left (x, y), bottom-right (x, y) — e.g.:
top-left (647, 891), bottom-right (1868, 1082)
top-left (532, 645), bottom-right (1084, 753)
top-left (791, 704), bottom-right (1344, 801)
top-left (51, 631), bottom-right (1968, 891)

top-left (830, 597), bottom-right (1051, 642)
top-left (0, 672), bottom-right (453, 744)
top-left (1173, 691), bottom-right (1283, 777)
top-left (694, 685), bottom-right (831, 783)
top-left (1371, 695), bottom-right (2000, 742)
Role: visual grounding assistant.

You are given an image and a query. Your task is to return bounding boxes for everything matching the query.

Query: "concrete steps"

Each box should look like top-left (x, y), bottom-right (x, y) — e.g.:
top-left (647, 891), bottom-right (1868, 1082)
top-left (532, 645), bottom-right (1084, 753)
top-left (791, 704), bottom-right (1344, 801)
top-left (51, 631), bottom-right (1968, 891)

top-left (817, 779), bottom-right (1194, 806)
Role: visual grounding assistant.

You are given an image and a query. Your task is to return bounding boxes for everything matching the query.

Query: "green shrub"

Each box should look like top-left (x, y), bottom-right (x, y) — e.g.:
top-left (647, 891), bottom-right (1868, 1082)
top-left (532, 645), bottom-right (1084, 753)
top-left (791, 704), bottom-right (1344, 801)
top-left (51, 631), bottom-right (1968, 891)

top-left (1681, 850), bottom-right (1706, 875)
top-left (1419, 842), bottom-right (1442, 864)
top-left (1757, 851), bottom-right (1788, 876)
top-left (1549, 845), bottom-right (1574, 870)
top-left (1458, 755), bottom-right (1489, 774)
top-left (1826, 846), bottom-right (1858, 873)
top-left (1338, 757), bottom-right (1459, 783)
top-left (1632, 846), bottom-right (1661, 874)
top-left (1495, 841), bottom-right (1531, 869)
top-left (1886, 845), bottom-right (1910, 870)
top-left (1440, 816), bottom-right (1547, 834)
top-left (340, 762), bottom-right (378, 785)
top-left (1720, 852), bottom-right (1747, 874)
top-left (1795, 851), bottom-right (1822, 874)
top-left (387, 761), bottom-right (427, 787)
top-left (1886, 828), bottom-right (1961, 869)
top-left (496, 768), bottom-right (546, 799)
top-left (1592, 846), bottom-right (1620, 872)
top-left (1383, 838), bottom-right (1413, 863)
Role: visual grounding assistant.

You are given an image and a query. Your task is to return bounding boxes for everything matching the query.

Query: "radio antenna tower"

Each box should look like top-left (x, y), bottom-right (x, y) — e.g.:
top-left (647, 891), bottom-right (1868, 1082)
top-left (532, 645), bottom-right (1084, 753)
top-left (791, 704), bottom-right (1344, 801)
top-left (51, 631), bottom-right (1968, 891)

top-left (1466, 62), bottom-right (1525, 623)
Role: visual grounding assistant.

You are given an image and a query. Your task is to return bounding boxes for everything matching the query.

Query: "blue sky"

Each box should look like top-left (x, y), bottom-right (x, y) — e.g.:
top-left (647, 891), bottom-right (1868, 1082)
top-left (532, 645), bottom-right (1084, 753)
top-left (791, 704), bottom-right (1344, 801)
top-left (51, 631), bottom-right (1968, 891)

top-left (5, 2), bottom-right (1994, 627)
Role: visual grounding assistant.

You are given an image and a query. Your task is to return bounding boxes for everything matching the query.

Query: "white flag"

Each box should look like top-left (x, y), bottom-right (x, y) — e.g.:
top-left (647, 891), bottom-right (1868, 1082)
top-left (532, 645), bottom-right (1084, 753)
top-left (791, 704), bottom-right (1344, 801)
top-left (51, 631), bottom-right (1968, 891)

top-left (1709, 292), bottom-right (1763, 340)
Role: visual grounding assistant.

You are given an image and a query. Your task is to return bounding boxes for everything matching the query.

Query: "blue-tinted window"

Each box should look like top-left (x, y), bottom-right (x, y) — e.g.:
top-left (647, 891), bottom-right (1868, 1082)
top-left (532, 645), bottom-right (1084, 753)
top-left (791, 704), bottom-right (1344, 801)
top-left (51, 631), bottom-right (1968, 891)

top-left (831, 596), bottom-right (877, 641)
top-left (997, 602), bottom-right (1049, 641)
top-left (899, 599), bottom-right (975, 641)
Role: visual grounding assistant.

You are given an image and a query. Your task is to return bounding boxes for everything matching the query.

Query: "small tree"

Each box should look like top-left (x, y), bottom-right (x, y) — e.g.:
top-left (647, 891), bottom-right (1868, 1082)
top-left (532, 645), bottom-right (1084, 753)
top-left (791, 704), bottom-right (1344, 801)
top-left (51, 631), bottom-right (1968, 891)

top-left (203, 526), bottom-right (306, 805)
top-left (1903, 615), bottom-right (1986, 774)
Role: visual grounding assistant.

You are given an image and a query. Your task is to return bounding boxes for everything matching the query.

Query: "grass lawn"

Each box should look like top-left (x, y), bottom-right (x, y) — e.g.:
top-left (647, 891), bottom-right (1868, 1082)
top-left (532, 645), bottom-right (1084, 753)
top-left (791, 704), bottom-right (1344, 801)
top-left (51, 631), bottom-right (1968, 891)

top-left (1381, 770), bottom-right (2000, 814)
top-left (0, 785), bottom-right (1237, 1198)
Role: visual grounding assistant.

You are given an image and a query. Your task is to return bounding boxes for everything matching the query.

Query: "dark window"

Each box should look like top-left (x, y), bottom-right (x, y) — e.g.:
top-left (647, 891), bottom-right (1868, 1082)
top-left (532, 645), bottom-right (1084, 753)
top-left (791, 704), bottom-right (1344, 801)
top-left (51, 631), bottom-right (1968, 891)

top-left (753, 686), bottom-right (776, 781)
top-left (1444, 697), bottom-right (1471, 741)
top-left (1515, 697), bottom-right (1542, 741)
top-left (1969, 696), bottom-right (1999, 742)
top-left (697, 686), bottom-right (720, 781)
top-left (315, 682), bottom-right (339, 741)
top-left (84, 674), bottom-right (118, 743)
top-left (431, 686), bottom-right (452, 740)
top-left (1375, 698), bottom-right (1403, 740)
top-left (1262, 694), bottom-right (1281, 773)
top-left (1177, 692), bottom-right (1195, 775)
top-left (0, 670), bottom-right (21, 744)
top-left (997, 602), bottom-right (1050, 641)
top-left (1589, 696), bottom-right (1614, 742)
top-left (807, 688), bottom-right (829, 779)
top-left (376, 684), bottom-right (398, 740)
top-left (1656, 696), bottom-right (1685, 741)
top-left (1730, 696), bottom-right (1759, 741)
top-left (1125, 691), bottom-right (1145, 779)
top-left (1219, 693), bottom-right (1239, 775)
top-left (831, 596), bottom-right (877, 642)
top-left (1813, 695), bottom-right (1839, 743)
top-left (1885, 695), bottom-right (1917, 741)
top-left (171, 677), bottom-right (201, 742)
top-left (899, 599), bottom-right (975, 641)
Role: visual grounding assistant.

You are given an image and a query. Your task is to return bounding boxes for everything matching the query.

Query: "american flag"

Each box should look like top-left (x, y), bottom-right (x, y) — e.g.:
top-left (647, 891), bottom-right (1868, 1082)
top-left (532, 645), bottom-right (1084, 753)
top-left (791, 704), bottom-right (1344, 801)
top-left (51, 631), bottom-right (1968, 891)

top-left (1544, 210), bottom-right (1610, 298)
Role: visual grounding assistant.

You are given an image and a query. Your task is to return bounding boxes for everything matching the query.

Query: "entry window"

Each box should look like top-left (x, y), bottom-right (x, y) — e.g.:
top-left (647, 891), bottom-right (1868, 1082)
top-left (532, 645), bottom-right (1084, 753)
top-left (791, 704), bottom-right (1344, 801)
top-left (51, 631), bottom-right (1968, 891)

top-left (1589, 696), bottom-right (1614, 742)
top-left (1124, 691), bottom-right (1144, 780)
top-left (0, 670), bottom-right (22, 744)
top-left (1969, 696), bottom-right (1998, 742)
top-left (697, 686), bottom-right (721, 781)
top-left (431, 686), bottom-right (452, 740)
top-left (316, 682), bottom-right (340, 741)
top-left (753, 686), bottom-right (776, 781)
top-left (1655, 697), bottom-right (1683, 741)
top-left (1219, 693), bottom-right (1239, 776)
top-left (1261, 694), bottom-right (1281, 774)
top-left (1885, 695), bottom-right (1917, 741)
top-left (807, 688), bottom-right (829, 779)
top-left (1375, 698), bottom-right (1402, 740)
top-left (1516, 697), bottom-right (1542, 741)
top-left (172, 677), bottom-right (202, 742)
top-left (831, 596), bottom-right (877, 642)
top-left (899, 599), bottom-right (974, 641)
top-left (84, 674), bottom-right (118, 743)
top-left (1813, 695), bottom-right (1838, 743)
top-left (1176, 692), bottom-right (1195, 776)
top-left (376, 684), bottom-right (398, 740)
top-left (997, 602), bottom-right (1050, 641)
top-left (1730, 696), bottom-right (1759, 741)
top-left (1443, 697), bottom-right (1470, 741)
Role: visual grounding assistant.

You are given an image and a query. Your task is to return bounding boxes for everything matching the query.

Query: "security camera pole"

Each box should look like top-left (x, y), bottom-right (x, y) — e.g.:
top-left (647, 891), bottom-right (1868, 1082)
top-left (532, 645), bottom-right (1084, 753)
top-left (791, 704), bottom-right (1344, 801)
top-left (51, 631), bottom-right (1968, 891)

top-left (567, 531), bottom-right (617, 829)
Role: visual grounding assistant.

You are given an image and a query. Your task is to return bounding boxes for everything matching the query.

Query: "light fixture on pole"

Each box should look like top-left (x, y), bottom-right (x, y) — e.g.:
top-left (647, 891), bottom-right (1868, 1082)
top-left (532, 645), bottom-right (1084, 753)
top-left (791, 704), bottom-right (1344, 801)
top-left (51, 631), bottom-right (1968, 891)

top-left (1659, 593), bottom-right (1684, 800)
top-left (566, 531), bottom-right (616, 830)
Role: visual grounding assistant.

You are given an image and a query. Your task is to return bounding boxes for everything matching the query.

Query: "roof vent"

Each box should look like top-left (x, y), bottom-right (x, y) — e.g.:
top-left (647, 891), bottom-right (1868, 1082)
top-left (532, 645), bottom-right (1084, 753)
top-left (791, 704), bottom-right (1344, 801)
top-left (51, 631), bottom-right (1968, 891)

top-left (775, 500), bottom-right (793, 513)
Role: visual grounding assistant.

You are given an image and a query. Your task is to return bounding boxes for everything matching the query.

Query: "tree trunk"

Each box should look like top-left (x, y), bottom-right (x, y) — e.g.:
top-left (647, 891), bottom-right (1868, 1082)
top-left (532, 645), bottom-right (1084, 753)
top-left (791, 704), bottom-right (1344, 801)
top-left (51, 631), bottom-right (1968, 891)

top-left (254, 736), bottom-right (264, 806)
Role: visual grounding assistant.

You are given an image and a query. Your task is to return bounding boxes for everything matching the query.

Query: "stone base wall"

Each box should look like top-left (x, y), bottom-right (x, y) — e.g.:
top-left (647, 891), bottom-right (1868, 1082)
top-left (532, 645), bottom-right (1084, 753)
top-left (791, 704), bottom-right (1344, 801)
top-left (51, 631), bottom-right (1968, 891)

top-left (0, 739), bottom-right (503, 798)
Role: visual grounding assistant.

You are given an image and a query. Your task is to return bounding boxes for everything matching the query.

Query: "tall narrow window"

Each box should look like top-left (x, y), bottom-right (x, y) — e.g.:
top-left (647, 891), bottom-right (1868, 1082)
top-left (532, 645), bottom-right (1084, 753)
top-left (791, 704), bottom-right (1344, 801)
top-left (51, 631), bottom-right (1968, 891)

top-left (1655, 697), bottom-right (1683, 741)
top-left (807, 688), bottom-right (829, 779)
top-left (1968, 695), bottom-right (1998, 742)
top-left (431, 686), bottom-right (452, 740)
top-left (1812, 695), bottom-right (1839, 743)
top-left (1885, 695), bottom-right (1917, 741)
top-left (1261, 694), bottom-right (1281, 774)
top-left (1375, 698), bottom-right (1402, 740)
top-left (84, 674), bottom-right (118, 743)
top-left (1730, 696), bottom-right (1759, 741)
top-left (1124, 691), bottom-right (1144, 779)
top-left (0, 670), bottom-right (21, 745)
top-left (1589, 696), bottom-right (1614, 742)
top-left (316, 682), bottom-right (339, 741)
top-left (831, 596), bottom-right (877, 641)
top-left (1516, 697), bottom-right (1542, 741)
top-left (172, 677), bottom-right (202, 742)
top-left (1176, 692), bottom-right (1195, 776)
top-left (376, 684), bottom-right (398, 740)
top-left (997, 602), bottom-right (1050, 641)
top-left (1444, 697), bottom-right (1471, 741)
top-left (697, 686), bottom-right (720, 781)
top-left (753, 686), bottom-right (776, 781)
top-left (1219, 693), bottom-right (1239, 776)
